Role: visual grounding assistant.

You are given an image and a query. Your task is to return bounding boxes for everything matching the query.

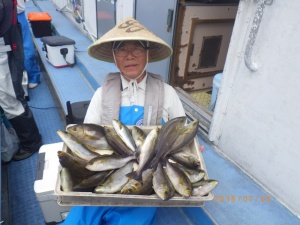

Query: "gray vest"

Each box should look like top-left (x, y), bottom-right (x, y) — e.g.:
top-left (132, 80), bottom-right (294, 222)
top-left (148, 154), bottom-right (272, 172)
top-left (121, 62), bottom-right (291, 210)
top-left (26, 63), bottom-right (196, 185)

top-left (101, 72), bottom-right (164, 125)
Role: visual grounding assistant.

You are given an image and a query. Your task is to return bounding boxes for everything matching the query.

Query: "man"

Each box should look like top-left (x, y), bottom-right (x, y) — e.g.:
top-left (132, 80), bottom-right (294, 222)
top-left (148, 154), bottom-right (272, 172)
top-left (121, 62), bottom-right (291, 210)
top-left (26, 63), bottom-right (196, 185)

top-left (0, 0), bottom-right (42, 161)
top-left (61, 17), bottom-right (186, 225)
top-left (17, 0), bottom-right (41, 88)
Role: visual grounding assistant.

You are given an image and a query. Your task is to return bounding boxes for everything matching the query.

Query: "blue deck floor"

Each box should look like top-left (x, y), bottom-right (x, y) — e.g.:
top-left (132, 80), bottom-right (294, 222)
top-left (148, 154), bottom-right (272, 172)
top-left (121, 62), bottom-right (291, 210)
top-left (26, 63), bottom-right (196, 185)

top-left (1, 0), bottom-right (300, 224)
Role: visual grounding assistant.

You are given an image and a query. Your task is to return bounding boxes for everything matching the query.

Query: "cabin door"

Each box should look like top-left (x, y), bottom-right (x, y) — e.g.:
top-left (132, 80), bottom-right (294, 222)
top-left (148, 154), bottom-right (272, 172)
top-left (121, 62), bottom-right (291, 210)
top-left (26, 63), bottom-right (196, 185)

top-left (135, 0), bottom-right (177, 82)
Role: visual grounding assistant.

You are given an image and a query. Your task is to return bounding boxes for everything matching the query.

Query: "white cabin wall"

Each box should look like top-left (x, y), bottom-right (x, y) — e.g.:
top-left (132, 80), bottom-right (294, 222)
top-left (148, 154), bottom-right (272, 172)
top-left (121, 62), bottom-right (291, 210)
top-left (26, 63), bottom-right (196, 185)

top-left (209, 0), bottom-right (300, 216)
top-left (51, 0), bottom-right (97, 41)
top-left (51, 0), bottom-right (134, 40)
top-left (83, 0), bottom-right (97, 38)
top-left (116, 0), bottom-right (135, 23)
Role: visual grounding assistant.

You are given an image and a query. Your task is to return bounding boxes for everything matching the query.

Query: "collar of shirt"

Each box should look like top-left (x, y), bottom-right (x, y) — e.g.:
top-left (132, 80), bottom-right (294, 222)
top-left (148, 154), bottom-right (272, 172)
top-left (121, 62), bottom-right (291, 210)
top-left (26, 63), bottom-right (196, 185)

top-left (120, 73), bottom-right (147, 92)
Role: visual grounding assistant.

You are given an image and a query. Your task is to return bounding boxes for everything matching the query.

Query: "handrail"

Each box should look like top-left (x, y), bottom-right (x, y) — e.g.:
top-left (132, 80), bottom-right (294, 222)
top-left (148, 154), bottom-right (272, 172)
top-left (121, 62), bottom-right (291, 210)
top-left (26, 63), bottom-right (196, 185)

top-left (244, 0), bottom-right (273, 72)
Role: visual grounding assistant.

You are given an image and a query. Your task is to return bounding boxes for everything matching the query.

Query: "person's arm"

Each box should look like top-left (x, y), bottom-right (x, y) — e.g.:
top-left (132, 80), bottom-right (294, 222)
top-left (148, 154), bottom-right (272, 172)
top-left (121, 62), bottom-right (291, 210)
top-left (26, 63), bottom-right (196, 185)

top-left (84, 87), bottom-right (103, 124)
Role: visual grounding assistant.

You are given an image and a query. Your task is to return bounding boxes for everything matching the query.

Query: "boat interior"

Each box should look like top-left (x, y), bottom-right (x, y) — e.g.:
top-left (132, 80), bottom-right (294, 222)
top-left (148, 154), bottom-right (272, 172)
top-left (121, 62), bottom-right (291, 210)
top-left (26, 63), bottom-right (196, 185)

top-left (1, 1), bottom-right (300, 225)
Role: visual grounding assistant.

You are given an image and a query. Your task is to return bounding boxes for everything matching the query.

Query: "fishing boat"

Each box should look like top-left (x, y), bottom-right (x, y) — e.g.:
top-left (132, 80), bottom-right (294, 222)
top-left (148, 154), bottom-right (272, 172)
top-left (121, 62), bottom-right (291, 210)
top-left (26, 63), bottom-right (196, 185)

top-left (1, 0), bottom-right (300, 224)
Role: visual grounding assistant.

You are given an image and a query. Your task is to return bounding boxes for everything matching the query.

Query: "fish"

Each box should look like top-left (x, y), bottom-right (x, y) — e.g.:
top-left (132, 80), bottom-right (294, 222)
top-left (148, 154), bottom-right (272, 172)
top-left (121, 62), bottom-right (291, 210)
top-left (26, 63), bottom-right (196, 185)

top-left (172, 162), bottom-right (205, 183)
top-left (57, 151), bottom-right (97, 181)
top-left (112, 119), bottom-right (137, 152)
top-left (103, 126), bottom-right (134, 156)
top-left (169, 147), bottom-right (200, 169)
top-left (60, 168), bottom-right (73, 192)
top-left (126, 127), bottom-right (159, 181)
top-left (94, 161), bottom-right (134, 194)
top-left (152, 162), bottom-right (175, 201)
top-left (66, 123), bottom-right (113, 150)
top-left (166, 120), bottom-right (199, 156)
top-left (150, 116), bottom-right (187, 169)
top-left (85, 147), bottom-right (115, 156)
top-left (85, 154), bottom-right (136, 171)
top-left (165, 160), bottom-right (192, 197)
top-left (57, 130), bottom-right (100, 161)
top-left (192, 180), bottom-right (219, 196)
top-left (73, 170), bottom-right (114, 192)
top-left (154, 116), bottom-right (187, 154)
top-left (131, 126), bottom-right (147, 150)
top-left (121, 168), bottom-right (154, 195)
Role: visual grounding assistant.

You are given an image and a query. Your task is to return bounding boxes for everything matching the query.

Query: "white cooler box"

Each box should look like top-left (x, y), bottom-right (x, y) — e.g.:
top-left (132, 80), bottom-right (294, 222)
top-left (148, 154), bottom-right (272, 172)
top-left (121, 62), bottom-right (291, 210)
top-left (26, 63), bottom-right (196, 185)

top-left (34, 142), bottom-right (71, 224)
top-left (41, 36), bottom-right (75, 68)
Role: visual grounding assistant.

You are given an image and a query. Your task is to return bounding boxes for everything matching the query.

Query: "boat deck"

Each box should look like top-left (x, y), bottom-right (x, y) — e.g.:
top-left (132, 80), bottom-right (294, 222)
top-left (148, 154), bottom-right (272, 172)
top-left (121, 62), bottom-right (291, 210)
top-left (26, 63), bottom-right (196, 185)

top-left (1, 0), bottom-right (300, 224)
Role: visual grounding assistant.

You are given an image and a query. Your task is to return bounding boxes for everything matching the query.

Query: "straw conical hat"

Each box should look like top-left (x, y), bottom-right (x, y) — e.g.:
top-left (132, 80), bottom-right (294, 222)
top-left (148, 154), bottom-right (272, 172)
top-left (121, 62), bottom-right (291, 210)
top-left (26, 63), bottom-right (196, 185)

top-left (88, 17), bottom-right (173, 63)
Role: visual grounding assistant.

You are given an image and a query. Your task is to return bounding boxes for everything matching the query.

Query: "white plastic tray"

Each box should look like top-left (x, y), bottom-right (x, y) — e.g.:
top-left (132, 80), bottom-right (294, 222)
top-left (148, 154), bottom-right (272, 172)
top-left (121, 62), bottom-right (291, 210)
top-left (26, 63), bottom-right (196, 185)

top-left (55, 126), bottom-right (214, 207)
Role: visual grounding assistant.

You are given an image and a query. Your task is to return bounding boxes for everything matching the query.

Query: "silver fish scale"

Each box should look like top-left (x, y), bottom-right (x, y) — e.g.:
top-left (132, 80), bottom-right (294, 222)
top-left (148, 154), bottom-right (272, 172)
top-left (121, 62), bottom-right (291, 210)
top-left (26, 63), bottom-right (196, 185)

top-left (60, 168), bottom-right (73, 192)
top-left (153, 163), bottom-right (174, 200)
top-left (132, 128), bottom-right (159, 177)
top-left (86, 154), bottom-right (135, 171)
top-left (165, 161), bottom-right (192, 197)
top-left (94, 161), bottom-right (134, 194)
top-left (132, 126), bottom-right (147, 149)
top-left (112, 119), bottom-right (137, 151)
top-left (121, 168), bottom-right (153, 195)
top-left (57, 130), bottom-right (99, 161)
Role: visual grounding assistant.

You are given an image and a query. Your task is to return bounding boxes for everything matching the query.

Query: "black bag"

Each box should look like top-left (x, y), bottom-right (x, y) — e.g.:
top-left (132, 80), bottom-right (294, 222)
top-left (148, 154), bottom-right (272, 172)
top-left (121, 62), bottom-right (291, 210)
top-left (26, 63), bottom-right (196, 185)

top-left (1, 108), bottom-right (19, 162)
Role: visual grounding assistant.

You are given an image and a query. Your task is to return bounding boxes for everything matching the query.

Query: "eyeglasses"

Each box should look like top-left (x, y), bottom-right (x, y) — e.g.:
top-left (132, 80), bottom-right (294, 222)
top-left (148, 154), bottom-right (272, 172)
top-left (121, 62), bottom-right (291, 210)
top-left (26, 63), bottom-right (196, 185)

top-left (114, 47), bottom-right (147, 57)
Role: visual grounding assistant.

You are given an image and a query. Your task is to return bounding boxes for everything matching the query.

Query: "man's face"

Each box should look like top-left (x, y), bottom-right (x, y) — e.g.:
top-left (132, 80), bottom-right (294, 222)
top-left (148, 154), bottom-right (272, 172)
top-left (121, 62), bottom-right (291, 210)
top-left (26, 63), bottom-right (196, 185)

top-left (114, 41), bottom-right (148, 82)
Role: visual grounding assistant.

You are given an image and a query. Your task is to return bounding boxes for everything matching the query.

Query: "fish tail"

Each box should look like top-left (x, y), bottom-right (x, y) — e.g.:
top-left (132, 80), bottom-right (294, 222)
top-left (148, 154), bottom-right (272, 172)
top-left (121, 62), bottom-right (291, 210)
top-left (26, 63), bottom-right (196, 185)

top-left (149, 156), bottom-right (160, 170)
top-left (126, 170), bottom-right (142, 181)
top-left (133, 150), bottom-right (140, 158)
top-left (160, 156), bottom-right (168, 167)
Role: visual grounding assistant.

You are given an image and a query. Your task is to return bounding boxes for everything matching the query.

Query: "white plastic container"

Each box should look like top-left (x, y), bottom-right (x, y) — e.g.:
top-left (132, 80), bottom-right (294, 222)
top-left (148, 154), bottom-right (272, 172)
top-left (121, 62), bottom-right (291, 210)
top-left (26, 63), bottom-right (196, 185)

top-left (34, 142), bottom-right (71, 223)
top-left (41, 36), bottom-right (75, 68)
